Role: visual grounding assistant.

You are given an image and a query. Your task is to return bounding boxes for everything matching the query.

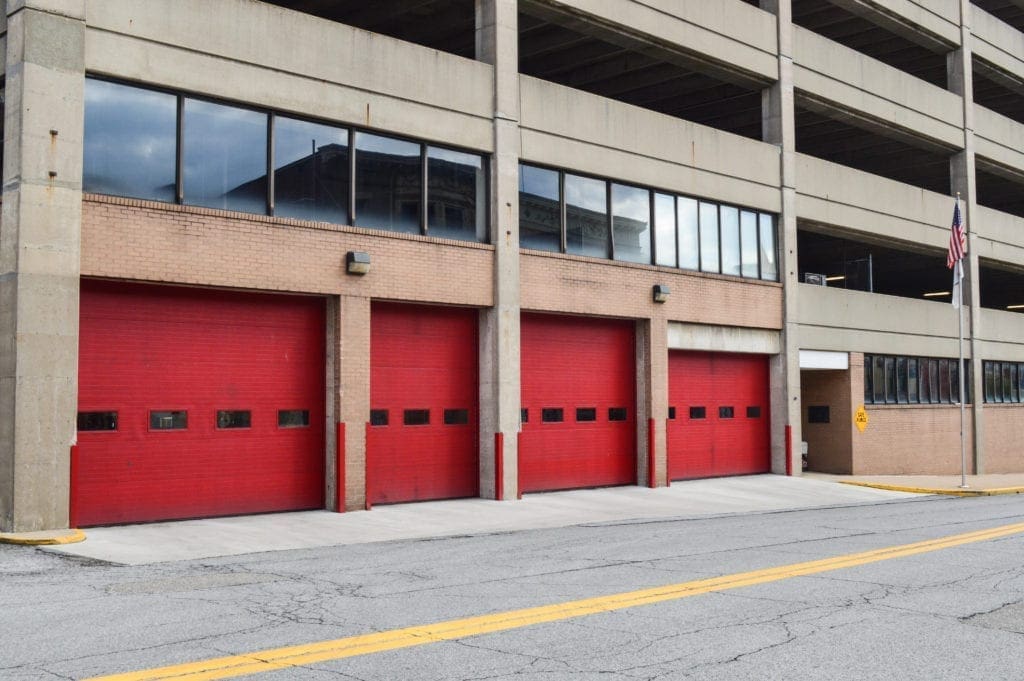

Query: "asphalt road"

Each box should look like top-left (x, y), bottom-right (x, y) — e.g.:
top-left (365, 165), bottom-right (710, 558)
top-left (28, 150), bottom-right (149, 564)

top-left (2, 493), bottom-right (1024, 680)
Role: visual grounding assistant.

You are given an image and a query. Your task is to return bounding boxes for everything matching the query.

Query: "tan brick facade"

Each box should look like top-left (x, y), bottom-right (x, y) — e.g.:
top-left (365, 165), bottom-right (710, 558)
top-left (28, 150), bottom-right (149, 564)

top-left (982, 406), bottom-right (1024, 473)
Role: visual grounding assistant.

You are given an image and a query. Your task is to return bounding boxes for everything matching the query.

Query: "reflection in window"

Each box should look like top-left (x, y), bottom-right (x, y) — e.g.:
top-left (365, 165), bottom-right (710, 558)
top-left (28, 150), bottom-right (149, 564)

top-left (654, 193), bottom-right (677, 267)
top-left (183, 99), bottom-right (268, 213)
top-left (84, 79), bottom-right (177, 202)
top-left (565, 174), bottom-right (608, 258)
top-left (759, 213), bottom-right (778, 281)
top-left (740, 211), bottom-right (759, 278)
top-left (355, 132), bottom-right (421, 234)
top-left (719, 406), bottom-right (735, 419)
top-left (611, 183), bottom-right (651, 264)
top-left (677, 197), bottom-right (699, 271)
top-left (720, 206), bottom-right (741, 276)
top-left (274, 116), bottom-right (349, 224)
top-left (699, 202), bottom-right (720, 273)
top-left (519, 165), bottom-right (561, 252)
top-left (428, 146), bottom-right (486, 242)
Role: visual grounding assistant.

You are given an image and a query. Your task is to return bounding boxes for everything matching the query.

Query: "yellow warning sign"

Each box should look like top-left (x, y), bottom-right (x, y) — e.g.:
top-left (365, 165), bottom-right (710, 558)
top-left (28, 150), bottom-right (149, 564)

top-left (854, 405), bottom-right (869, 432)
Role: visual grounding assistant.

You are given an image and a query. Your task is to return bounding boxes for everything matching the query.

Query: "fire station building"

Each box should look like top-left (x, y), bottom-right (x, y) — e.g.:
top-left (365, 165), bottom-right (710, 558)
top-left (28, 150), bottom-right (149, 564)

top-left (2, 0), bottom-right (1024, 532)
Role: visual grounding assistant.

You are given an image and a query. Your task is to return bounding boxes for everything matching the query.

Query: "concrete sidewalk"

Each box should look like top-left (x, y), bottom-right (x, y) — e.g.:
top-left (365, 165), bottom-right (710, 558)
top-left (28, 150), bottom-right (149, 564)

top-left (805, 472), bottom-right (1024, 496)
top-left (38, 474), bottom-right (922, 565)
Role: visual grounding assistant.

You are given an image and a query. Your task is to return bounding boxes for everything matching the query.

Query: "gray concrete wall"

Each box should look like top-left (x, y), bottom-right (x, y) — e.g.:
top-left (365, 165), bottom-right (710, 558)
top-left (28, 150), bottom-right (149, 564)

top-left (0, 0), bottom-right (84, 532)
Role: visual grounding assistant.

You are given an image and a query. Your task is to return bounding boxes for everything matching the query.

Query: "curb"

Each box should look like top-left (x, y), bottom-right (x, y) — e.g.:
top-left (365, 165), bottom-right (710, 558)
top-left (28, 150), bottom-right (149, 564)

top-left (839, 481), bottom-right (1024, 497)
top-left (0, 529), bottom-right (87, 546)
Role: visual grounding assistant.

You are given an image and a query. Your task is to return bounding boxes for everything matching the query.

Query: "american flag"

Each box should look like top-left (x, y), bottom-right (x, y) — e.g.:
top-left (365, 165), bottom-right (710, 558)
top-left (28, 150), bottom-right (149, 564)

top-left (947, 199), bottom-right (966, 269)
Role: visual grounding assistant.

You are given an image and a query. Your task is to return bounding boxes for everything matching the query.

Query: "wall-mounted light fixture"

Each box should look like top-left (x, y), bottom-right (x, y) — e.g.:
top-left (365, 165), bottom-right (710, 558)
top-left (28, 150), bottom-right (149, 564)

top-left (652, 284), bottom-right (670, 303)
top-left (346, 251), bottom-right (371, 275)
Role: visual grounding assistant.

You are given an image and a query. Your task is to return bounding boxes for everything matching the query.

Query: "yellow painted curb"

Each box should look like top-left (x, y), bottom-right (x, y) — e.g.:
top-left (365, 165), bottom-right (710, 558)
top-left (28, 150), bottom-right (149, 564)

top-left (0, 528), bottom-right (86, 545)
top-left (840, 481), bottom-right (1024, 497)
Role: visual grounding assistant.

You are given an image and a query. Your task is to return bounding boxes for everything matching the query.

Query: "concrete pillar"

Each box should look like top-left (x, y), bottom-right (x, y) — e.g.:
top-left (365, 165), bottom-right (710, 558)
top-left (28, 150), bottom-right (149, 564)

top-left (636, 316), bottom-right (668, 486)
top-left (338, 295), bottom-right (370, 510)
top-left (761, 0), bottom-right (801, 475)
top-left (0, 1), bottom-right (85, 532)
top-left (476, 0), bottom-right (521, 500)
top-left (948, 3), bottom-right (985, 473)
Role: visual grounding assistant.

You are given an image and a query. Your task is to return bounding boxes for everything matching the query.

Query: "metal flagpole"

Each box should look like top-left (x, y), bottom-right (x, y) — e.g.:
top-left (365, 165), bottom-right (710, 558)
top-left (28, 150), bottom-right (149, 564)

top-left (957, 256), bottom-right (967, 489)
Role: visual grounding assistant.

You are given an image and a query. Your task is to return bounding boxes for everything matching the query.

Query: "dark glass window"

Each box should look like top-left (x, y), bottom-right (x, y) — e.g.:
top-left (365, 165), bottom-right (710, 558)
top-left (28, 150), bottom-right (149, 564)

top-left (84, 79), bottom-right (177, 202)
top-left (274, 116), bottom-right (349, 224)
top-left (759, 213), bottom-right (778, 281)
top-left (355, 132), bottom-right (421, 234)
top-left (183, 98), bottom-right (268, 213)
top-left (719, 406), bottom-right (735, 419)
top-left (279, 409), bottom-right (311, 427)
top-left (369, 409), bottom-right (389, 426)
top-left (699, 202), bottom-right (720, 273)
top-left (520, 408), bottom-right (528, 423)
top-left (77, 411), bottom-right (117, 431)
top-left (443, 408), bottom-right (469, 425)
top-left (689, 406), bottom-right (706, 419)
top-left (873, 355), bottom-right (885, 403)
top-left (677, 197), bottom-right (699, 271)
top-left (896, 357), bottom-right (908, 403)
top-left (565, 174), bottom-right (608, 258)
top-left (939, 360), bottom-right (951, 403)
top-left (576, 407), bottom-right (597, 422)
top-left (884, 356), bottom-right (896, 403)
top-left (950, 360), bottom-right (961, 403)
top-left (654, 193), bottom-right (677, 267)
top-left (150, 410), bottom-right (187, 430)
top-left (1011, 364), bottom-right (1020, 403)
top-left (1002, 363), bottom-right (1013, 402)
top-left (740, 211), bottom-right (759, 278)
top-left (928, 359), bottom-right (940, 404)
top-left (609, 407), bottom-right (628, 421)
top-left (719, 206), bottom-right (741, 276)
top-left (864, 358), bottom-right (873, 403)
top-left (404, 409), bottom-right (430, 425)
top-left (808, 406), bottom-right (829, 423)
top-left (746, 406), bottom-right (761, 418)
top-left (908, 359), bottom-right (919, 403)
top-left (668, 406), bottom-right (677, 420)
top-left (428, 146), bottom-right (486, 241)
top-left (519, 164), bottom-right (561, 252)
top-left (611, 183), bottom-right (651, 264)
top-left (217, 410), bottom-right (251, 429)
top-left (541, 408), bottom-right (564, 423)
top-left (984, 361), bottom-right (994, 403)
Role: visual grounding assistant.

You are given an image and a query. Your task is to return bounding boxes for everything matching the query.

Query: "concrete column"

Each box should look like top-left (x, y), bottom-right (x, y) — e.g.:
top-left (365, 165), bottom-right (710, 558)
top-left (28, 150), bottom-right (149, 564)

top-left (338, 295), bottom-right (370, 510)
top-left (0, 1), bottom-right (85, 532)
top-left (476, 0), bottom-right (521, 500)
top-left (636, 316), bottom-right (668, 486)
top-left (761, 0), bottom-right (801, 475)
top-left (948, 3), bottom-right (984, 473)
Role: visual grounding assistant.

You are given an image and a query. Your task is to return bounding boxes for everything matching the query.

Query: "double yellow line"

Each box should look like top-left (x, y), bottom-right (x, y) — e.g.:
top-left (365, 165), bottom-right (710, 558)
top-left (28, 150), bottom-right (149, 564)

top-left (91, 520), bottom-right (1024, 681)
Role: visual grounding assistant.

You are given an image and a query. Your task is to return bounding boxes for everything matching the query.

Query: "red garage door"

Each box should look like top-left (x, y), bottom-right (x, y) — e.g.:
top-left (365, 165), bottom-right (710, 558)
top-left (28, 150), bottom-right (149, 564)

top-left (367, 302), bottom-right (479, 504)
top-left (520, 314), bottom-right (636, 493)
top-left (75, 281), bottom-right (325, 526)
top-left (668, 351), bottom-right (770, 480)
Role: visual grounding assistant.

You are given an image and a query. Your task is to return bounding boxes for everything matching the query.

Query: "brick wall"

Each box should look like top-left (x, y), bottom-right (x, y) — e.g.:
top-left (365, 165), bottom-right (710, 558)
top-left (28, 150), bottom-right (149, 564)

top-left (982, 406), bottom-right (1024, 473)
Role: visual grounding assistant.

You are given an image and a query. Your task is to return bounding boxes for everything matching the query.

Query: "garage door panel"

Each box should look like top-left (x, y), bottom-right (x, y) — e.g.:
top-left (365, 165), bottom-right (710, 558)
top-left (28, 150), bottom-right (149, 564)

top-left (669, 351), bottom-right (770, 480)
top-left (76, 281), bottom-right (326, 526)
top-left (520, 314), bottom-right (636, 493)
top-left (368, 303), bottom-right (479, 505)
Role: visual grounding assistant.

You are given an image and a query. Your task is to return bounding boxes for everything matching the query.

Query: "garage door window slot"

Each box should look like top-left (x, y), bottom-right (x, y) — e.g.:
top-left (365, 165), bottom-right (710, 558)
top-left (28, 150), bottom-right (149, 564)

top-left (444, 408), bottom-right (469, 425)
top-left (403, 409), bottom-right (430, 426)
top-left (719, 406), bottom-right (734, 419)
top-left (278, 409), bottom-right (311, 428)
top-left (689, 406), bottom-right (706, 419)
top-left (576, 407), bottom-right (597, 422)
top-left (520, 408), bottom-right (528, 423)
top-left (150, 410), bottom-right (187, 430)
top-left (609, 407), bottom-right (628, 421)
top-left (77, 411), bottom-right (118, 432)
top-left (746, 406), bottom-right (761, 418)
top-left (541, 408), bottom-right (563, 423)
top-left (216, 410), bottom-right (251, 429)
top-left (369, 410), bottom-right (389, 426)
